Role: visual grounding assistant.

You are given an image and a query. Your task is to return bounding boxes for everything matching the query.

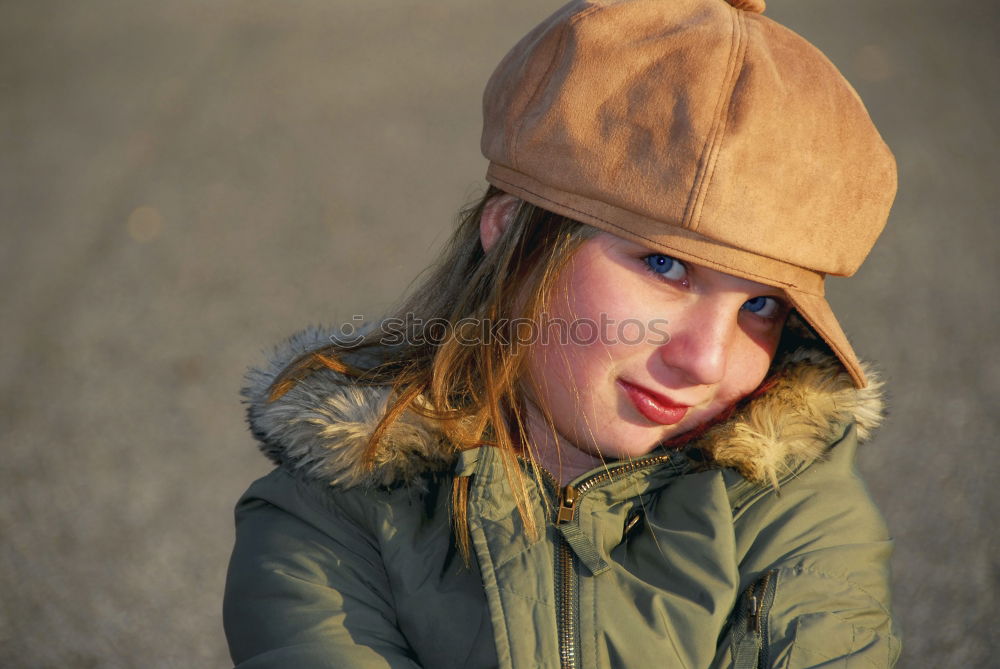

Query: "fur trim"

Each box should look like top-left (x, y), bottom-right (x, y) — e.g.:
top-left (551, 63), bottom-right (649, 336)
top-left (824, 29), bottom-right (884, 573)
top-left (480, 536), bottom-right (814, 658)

top-left (242, 327), bottom-right (884, 489)
top-left (242, 326), bottom-right (454, 488)
top-left (699, 348), bottom-right (884, 487)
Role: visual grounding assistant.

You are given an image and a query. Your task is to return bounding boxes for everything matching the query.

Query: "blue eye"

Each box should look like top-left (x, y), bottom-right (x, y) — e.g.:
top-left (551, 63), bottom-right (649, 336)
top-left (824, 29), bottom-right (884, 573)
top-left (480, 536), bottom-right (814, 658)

top-left (743, 296), bottom-right (781, 318)
top-left (644, 254), bottom-right (687, 281)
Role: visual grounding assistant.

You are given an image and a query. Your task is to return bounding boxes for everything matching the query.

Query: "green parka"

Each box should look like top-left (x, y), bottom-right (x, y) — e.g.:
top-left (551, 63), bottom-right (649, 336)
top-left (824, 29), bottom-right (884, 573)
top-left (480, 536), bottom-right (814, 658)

top-left (224, 328), bottom-right (900, 668)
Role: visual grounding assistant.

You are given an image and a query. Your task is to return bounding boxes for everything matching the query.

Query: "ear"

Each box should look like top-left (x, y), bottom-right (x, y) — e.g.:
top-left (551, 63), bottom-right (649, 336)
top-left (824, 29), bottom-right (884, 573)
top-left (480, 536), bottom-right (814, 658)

top-left (479, 194), bottom-right (522, 252)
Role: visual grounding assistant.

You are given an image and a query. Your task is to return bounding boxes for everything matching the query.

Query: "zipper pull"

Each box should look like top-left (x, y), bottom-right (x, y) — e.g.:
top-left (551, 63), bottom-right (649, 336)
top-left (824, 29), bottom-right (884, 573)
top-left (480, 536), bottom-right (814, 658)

top-left (557, 485), bottom-right (578, 524)
top-left (747, 594), bottom-right (759, 633)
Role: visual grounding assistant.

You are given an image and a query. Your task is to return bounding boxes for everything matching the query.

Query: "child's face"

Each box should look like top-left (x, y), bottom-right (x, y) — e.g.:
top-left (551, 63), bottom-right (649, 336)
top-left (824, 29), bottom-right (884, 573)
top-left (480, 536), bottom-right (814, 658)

top-left (524, 231), bottom-right (790, 481)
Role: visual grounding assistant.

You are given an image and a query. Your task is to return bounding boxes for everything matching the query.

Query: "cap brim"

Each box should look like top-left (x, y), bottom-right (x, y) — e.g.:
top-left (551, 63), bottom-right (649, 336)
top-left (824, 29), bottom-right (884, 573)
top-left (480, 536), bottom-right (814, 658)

top-left (783, 289), bottom-right (867, 388)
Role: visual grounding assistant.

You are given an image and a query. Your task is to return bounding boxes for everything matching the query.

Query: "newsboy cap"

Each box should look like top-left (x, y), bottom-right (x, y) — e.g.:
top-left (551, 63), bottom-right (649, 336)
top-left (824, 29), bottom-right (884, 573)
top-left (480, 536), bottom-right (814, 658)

top-left (482, 0), bottom-right (896, 387)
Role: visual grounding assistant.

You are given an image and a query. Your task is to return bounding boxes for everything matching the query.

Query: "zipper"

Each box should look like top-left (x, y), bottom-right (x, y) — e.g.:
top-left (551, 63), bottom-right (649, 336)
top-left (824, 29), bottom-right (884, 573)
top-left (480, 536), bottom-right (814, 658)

top-left (556, 538), bottom-right (578, 669)
top-left (555, 455), bottom-right (673, 524)
top-left (735, 569), bottom-right (777, 668)
top-left (550, 454), bottom-right (674, 669)
top-left (753, 570), bottom-right (776, 667)
top-left (746, 571), bottom-right (771, 634)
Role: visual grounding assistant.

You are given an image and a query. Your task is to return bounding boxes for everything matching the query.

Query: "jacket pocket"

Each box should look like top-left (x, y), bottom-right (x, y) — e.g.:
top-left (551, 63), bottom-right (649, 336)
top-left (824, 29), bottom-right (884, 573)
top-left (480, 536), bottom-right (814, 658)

top-left (730, 570), bottom-right (778, 669)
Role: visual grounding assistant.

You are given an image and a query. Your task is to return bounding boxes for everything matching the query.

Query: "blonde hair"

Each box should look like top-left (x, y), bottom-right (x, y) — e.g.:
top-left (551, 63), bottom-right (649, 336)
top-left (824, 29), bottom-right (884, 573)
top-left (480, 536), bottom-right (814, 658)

top-left (269, 185), bottom-right (596, 558)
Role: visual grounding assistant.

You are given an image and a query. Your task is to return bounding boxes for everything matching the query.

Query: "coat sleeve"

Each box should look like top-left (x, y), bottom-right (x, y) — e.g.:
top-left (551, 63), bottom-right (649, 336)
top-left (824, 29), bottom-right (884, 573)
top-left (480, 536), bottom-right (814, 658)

top-left (719, 424), bottom-right (902, 668)
top-left (223, 470), bottom-right (422, 669)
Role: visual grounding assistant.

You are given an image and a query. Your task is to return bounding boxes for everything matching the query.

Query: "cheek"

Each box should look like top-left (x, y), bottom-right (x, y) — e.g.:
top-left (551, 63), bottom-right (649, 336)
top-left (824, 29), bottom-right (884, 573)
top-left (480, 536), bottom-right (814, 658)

top-left (526, 323), bottom-right (611, 397)
top-left (525, 298), bottom-right (619, 420)
top-left (718, 331), bottom-right (779, 401)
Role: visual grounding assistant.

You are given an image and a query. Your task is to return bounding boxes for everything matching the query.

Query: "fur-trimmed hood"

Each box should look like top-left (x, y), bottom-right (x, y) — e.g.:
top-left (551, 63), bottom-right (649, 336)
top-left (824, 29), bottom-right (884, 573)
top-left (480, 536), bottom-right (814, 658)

top-left (243, 326), bottom-right (884, 489)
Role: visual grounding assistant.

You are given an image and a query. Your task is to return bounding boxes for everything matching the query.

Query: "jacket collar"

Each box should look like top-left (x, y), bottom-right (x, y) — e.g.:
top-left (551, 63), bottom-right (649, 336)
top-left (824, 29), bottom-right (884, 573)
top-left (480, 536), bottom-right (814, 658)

top-left (243, 326), bottom-right (884, 490)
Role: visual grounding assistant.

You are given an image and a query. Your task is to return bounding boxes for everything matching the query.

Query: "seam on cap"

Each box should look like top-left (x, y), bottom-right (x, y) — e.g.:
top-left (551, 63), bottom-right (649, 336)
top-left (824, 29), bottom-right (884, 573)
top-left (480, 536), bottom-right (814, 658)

top-left (510, 3), bottom-right (605, 170)
top-left (487, 171), bottom-right (823, 293)
top-left (682, 6), bottom-right (747, 233)
top-left (692, 9), bottom-right (749, 232)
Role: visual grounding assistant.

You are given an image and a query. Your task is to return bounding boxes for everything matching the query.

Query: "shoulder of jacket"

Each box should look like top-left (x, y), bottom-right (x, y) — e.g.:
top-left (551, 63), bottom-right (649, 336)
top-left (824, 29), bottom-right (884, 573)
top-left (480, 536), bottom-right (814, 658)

top-left (236, 464), bottom-right (451, 543)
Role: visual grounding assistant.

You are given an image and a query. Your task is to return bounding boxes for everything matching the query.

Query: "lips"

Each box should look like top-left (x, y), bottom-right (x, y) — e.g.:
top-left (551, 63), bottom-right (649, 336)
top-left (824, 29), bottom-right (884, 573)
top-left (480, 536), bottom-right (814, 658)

top-left (619, 380), bottom-right (690, 426)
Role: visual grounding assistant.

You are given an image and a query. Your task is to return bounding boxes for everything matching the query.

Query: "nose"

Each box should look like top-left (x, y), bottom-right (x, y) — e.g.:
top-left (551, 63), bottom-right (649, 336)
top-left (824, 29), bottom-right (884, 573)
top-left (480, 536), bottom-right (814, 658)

top-left (658, 299), bottom-right (736, 386)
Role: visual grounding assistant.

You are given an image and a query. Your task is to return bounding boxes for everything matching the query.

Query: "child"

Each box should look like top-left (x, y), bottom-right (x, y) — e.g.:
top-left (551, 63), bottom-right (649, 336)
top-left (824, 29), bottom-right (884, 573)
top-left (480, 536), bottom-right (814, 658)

top-left (225, 1), bottom-right (899, 666)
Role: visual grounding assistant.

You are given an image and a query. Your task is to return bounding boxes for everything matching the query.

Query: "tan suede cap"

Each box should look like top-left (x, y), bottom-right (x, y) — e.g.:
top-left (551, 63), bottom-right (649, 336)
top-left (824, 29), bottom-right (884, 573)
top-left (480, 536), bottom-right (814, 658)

top-left (481, 0), bottom-right (896, 387)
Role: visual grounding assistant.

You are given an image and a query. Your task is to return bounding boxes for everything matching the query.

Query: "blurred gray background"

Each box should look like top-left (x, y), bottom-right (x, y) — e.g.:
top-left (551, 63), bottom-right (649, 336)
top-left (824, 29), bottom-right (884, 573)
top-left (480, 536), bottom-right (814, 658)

top-left (1, 0), bottom-right (997, 666)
